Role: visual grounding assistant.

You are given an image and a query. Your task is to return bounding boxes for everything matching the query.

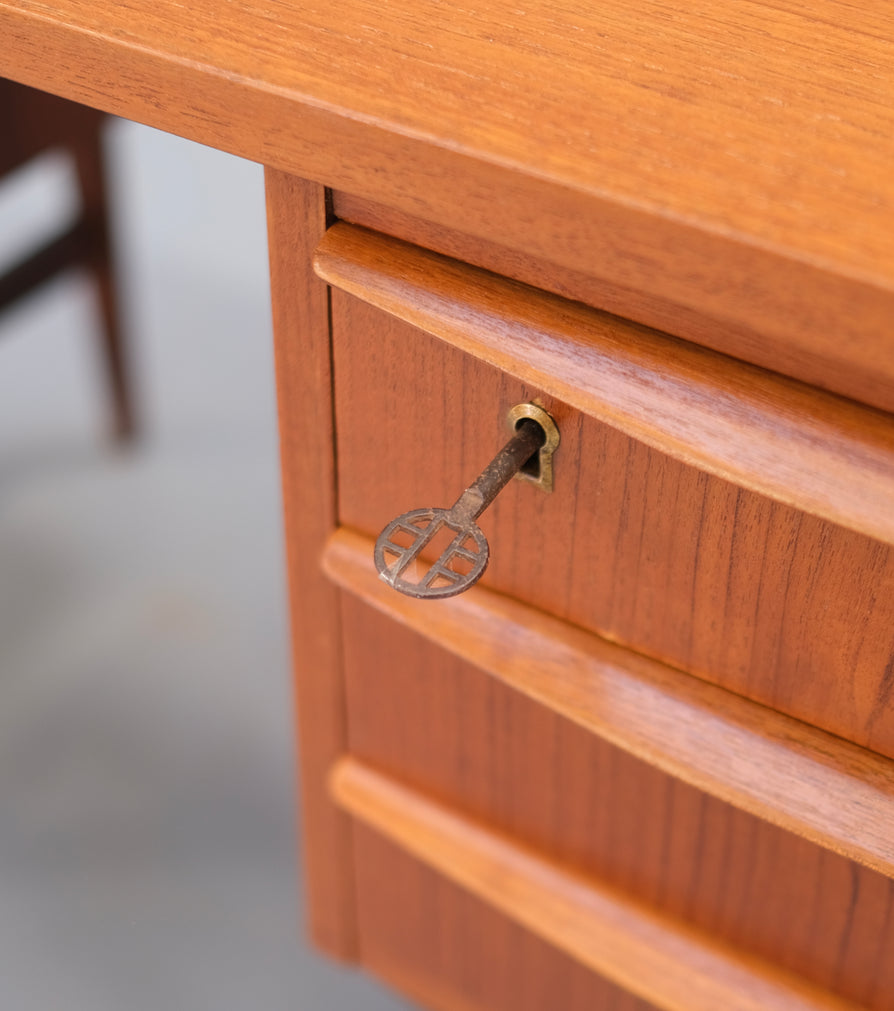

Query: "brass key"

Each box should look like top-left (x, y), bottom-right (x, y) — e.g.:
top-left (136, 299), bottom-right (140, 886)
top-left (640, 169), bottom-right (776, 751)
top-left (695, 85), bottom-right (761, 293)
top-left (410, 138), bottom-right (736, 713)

top-left (374, 405), bottom-right (558, 599)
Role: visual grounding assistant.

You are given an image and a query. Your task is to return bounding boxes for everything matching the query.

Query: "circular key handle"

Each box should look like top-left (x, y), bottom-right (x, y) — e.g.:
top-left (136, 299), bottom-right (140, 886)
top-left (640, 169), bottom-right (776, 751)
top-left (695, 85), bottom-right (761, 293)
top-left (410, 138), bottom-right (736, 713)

top-left (374, 507), bottom-right (490, 599)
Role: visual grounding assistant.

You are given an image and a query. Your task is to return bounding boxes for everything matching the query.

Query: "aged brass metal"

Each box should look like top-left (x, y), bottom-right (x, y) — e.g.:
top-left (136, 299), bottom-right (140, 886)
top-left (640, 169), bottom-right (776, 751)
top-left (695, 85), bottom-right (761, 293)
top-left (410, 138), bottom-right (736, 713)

top-left (506, 402), bottom-right (560, 492)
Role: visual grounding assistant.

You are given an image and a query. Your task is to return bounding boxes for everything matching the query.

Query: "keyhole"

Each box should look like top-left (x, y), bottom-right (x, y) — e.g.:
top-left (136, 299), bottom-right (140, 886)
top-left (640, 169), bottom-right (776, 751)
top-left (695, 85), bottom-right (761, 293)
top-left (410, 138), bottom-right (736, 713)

top-left (506, 403), bottom-right (560, 493)
top-left (514, 418), bottom-right (545, 481)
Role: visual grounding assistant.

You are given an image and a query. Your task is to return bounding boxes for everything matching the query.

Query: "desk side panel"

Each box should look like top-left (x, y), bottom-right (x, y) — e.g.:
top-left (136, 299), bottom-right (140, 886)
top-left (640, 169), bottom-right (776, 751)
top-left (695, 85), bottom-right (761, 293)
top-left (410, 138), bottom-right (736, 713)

top-left (265, 169), bottom-right (356, 958)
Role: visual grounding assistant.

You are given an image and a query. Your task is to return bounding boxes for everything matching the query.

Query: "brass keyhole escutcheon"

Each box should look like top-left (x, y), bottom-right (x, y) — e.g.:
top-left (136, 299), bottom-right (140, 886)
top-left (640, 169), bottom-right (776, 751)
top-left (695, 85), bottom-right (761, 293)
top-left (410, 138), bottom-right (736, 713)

top-left (373, 403), bottom-right (560, 599)
top-left (506, 402), bottom-right (560, 492)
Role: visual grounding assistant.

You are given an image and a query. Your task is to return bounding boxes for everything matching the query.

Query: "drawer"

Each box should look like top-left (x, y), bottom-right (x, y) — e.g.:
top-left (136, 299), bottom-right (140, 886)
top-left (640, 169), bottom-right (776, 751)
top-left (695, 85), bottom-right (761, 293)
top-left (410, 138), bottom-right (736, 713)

top-left (331, 601), bottom-right (894, 1011)
top-left (320, 226), bottom-right (894, 762)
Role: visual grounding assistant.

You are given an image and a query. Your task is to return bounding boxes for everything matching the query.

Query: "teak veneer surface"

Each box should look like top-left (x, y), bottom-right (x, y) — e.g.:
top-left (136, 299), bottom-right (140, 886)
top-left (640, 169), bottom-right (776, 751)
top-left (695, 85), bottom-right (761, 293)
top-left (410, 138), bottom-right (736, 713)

top-left (7, 4), bottom-right (893, 1007)
top-left (316, 224), bottom-right (894, 548)
top-left (330, 291), bottom-right (894, 763)
top-left (323, 528), bottom-right (894, 880)
top-left (335, 598), bottom-right (894, 1011)
top-left (330, 189), bottom-right (894, 415)
top-left (265, 171), bottom-right (356, 957)
top-left (351, 824), bottom-right (659, 1011)
top-left (1, 1), bottom-right (893, 408)
top-left (333, 757), bottom-right (870, 1011)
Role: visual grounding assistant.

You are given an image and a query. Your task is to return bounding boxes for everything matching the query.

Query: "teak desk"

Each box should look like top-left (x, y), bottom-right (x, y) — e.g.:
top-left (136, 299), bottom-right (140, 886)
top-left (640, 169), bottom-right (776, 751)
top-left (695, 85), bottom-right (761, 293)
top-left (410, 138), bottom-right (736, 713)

top-left (3, 3), bottom-right (894, 1009)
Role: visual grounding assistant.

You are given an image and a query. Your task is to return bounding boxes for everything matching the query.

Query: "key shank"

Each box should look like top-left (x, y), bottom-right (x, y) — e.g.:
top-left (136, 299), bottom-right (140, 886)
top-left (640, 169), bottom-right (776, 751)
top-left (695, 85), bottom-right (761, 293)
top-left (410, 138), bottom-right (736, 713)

top-left (452, 420), bottom-right (545, 523)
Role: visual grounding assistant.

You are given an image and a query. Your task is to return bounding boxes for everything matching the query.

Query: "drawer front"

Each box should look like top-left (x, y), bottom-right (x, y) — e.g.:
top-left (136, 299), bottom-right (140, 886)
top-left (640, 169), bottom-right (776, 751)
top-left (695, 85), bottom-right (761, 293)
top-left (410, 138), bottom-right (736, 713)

top-left (350, 820), bottom-right (657, 1011)
top-left (335, 598), bottom-right (894, 1011)
top-left (330, 287), bottom-right (894, 761)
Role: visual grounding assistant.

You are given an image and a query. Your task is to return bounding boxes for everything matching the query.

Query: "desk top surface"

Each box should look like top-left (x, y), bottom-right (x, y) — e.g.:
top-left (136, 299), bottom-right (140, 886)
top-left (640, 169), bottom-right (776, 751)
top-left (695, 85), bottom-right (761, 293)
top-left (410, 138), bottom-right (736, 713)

top-left (2, 0), bottom-right (892, 403)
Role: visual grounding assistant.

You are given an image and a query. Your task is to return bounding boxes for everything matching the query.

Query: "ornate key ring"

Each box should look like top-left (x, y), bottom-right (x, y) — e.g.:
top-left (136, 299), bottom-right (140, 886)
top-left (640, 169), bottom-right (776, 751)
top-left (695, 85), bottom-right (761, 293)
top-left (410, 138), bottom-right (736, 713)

top-left (374, 404), bottom-right (559, 599)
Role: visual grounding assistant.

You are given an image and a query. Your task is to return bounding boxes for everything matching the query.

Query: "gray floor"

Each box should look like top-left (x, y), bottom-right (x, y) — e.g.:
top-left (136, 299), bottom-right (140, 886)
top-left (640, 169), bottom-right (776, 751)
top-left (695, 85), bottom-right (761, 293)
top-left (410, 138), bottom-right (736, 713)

top-left (0, 121), bottom-right (414, 1010)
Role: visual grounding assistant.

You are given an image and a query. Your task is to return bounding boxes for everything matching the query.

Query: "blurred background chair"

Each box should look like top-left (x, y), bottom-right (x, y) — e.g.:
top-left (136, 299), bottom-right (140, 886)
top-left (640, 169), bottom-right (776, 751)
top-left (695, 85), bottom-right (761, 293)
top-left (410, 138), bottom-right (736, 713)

top-left (0, 78), bottom-right (135, 441)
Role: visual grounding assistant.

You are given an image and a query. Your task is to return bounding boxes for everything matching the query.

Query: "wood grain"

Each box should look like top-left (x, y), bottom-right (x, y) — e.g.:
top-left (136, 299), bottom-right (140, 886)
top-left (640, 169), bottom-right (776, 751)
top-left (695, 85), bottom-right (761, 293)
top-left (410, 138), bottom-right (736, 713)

top-left (316, 224), bottom-right (894, 547)
top-left (1, 1), bottom-right (893, 408)
top-left (331, 190), bottom-right (894, 413)
top-left (337, 596), bottom-right (894, 1010)
top-left (329, 275), bottom-right (894, 762)
top-left (332, 756), bottom-right (868, 1011)
top-left (265, 170), bottom-right (356, 958)
top-left (323, 527), bottom-right (894, 880)
top-left (5, 4), bottom-right (892, 1005)
top-left (353, 825), bottom-right (658, 1011)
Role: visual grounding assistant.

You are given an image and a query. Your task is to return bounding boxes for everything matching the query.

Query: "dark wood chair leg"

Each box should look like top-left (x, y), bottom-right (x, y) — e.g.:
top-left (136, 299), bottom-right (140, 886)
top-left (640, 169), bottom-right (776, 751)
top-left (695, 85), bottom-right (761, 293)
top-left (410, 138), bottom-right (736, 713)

top-left (71, 121), bottom-right (137, 442)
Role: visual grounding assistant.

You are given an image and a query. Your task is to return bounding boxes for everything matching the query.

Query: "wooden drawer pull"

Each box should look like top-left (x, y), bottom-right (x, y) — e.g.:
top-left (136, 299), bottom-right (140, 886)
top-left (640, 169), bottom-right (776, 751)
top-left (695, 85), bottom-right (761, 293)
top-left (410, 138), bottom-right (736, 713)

top-left (330, 756), bottom-right (866, 1011)
top-left (315, 224), bottom-right (894, 546)
top-left (323, 527), bottom-right (894, 879)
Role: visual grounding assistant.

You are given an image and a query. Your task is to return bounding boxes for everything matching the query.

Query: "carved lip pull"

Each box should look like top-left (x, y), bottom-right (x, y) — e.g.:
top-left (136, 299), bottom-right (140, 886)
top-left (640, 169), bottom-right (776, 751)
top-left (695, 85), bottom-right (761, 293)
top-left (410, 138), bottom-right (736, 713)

top-left (373, 403), bottom-right (559, 600)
